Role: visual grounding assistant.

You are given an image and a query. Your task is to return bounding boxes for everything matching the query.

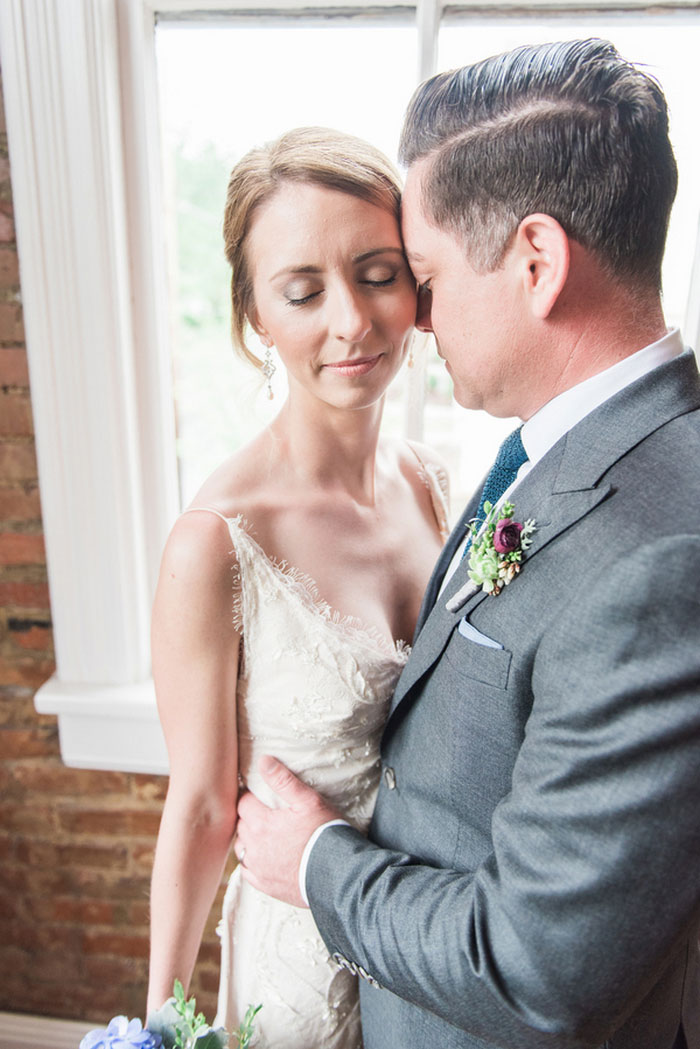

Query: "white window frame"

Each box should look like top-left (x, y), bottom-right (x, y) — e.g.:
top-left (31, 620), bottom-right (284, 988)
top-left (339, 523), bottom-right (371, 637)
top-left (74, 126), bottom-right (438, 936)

top-left (1, 0), bottom-right (699, 774)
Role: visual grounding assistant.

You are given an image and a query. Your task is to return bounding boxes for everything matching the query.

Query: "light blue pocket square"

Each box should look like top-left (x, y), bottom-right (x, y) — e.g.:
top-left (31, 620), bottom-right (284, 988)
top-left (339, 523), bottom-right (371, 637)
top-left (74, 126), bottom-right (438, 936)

top-left (458, 617), bottom-right (504, 650)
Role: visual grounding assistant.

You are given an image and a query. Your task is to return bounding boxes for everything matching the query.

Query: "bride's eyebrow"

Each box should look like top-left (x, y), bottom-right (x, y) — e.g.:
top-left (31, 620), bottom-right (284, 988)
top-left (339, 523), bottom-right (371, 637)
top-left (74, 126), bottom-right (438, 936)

top-left (271, 264), bottom-right (321, 281)
top-left (271, 247), bottom-right (404, 282)
top-left (353, 247), bottom-right (405, 264)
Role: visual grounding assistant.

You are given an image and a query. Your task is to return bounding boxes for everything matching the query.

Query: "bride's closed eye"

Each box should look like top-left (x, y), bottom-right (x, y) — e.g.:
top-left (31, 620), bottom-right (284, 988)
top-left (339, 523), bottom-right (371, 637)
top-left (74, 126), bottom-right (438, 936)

top-left (283, 279), bottom-right (322, 307)
top-left (360, 261), bottom-right (410, 290)
top-left (286, 290), bottom-right (321, 307)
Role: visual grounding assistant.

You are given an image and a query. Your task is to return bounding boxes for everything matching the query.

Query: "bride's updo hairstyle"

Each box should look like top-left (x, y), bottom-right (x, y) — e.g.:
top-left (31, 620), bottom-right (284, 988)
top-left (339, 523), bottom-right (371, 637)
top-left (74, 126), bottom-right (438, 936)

top-left (223, 126), bottom-right (403, 372)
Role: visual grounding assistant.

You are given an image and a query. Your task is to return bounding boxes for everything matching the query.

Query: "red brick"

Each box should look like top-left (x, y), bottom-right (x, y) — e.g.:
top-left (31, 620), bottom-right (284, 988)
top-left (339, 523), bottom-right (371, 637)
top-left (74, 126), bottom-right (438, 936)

top-left (194, 966), bottom-right (221, 996)
top-left (0, 390), bottom-right (33, 435)
top-left (0, 800), bottom-right (57, 833)
top-left (82, 953), bottom-right (147, 984)
top-left (0, 443), bottom-right (38, 483)
top-left (0, 948), bottom-right (29, 985)
top-left (4, 920), bottom-right (83, 955)
top-left (0, 348), bottom-right (29, 384)
top-left (0, 659), bottom-right (55, 687)
top-left (0, 725), bottom-right (57, 759)
top-left (0, 300), bottom-right (23, 341)
top-left (16, 838), bottom-right (128, 872)
top-left (12, 763), bottom-right (129, 796)
top-left (82, 930), bottom-right (150, 960)
top-left (71, 867), bottom-right (152, 902)
top-left (9, 621), bottom-right (53, 651)
top-left (130, 773), bottom-right (168, 802)
top-left (0, 530), bottom-right (45, 564)
top-left (58, 808), bottom-right (161, 838)
top-left (127, 901), bottom-right (150, 926)
top-left (0, 484), bottom-right (42, 521)
top-left (0, 891), bottom-right (16, 922)
top-left (0, 580), bottom-right (50, 607)
top-left (47, 898), bottom-right (118, 926)
top-left (0, 703), bottom-right (56, 735)
top-left (0, 248), bottom-right (18, 286)
top-left (0, 211), bottom-right (14, 244)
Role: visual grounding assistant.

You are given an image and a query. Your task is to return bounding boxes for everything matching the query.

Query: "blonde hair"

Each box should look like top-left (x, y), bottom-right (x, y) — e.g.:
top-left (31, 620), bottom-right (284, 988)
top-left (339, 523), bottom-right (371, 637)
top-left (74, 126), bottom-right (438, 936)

top-left (222, 127), bottom-right (403, 370)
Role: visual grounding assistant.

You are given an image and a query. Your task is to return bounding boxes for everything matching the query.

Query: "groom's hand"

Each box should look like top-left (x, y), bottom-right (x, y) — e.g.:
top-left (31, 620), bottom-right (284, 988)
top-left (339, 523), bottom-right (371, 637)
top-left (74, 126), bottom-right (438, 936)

top-left (235, 754), bottom-right (341, 908)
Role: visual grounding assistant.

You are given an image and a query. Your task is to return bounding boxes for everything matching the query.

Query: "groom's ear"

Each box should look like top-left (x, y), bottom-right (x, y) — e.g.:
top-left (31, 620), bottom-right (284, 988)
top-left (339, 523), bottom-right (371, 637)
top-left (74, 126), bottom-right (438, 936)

top-left (514, 213), bottom-right (570, 320)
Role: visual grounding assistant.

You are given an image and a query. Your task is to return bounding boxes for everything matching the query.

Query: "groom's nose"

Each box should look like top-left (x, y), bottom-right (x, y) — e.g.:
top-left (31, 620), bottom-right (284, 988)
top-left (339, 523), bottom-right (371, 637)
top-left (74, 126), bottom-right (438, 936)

top-left (415, 285), bottom-right (433, 332)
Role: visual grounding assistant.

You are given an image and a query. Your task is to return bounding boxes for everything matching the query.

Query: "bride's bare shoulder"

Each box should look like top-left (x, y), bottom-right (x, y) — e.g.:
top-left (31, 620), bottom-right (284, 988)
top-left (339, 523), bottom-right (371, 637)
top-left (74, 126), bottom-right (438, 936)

top-left (186, 430), bottom-right (277, 520)
top-left (162, 432), bottom-right (279, 569)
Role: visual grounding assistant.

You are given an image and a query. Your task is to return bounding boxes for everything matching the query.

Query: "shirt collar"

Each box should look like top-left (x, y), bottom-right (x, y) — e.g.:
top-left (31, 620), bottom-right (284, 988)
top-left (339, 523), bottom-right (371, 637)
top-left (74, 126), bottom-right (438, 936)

top-left (521, 328), bottom-right (685, 468)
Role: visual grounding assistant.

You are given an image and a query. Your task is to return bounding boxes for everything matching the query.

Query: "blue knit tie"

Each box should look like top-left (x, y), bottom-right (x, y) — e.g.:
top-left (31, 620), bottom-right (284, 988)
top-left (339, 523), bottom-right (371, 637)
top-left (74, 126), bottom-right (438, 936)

top-left (463, 426), bottom-right (528, 559)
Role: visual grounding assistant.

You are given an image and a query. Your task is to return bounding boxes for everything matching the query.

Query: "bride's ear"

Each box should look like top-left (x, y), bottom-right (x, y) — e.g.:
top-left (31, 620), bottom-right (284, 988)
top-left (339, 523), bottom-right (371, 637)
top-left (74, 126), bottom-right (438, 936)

top-left (515, 214), bottom-right (570, 320)
top-left (248, 310), bottom-right (273, 348)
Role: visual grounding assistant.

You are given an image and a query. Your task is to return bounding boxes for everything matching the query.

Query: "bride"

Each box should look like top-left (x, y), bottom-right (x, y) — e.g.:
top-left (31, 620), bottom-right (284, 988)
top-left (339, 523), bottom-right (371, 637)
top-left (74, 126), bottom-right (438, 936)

top-left (146, 127), bottom-right (448, 1048)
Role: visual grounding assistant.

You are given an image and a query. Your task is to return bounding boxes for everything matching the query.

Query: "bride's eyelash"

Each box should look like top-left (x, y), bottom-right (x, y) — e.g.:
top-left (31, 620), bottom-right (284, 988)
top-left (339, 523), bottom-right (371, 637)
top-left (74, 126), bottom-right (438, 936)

top-left (286, 291), bottom-right (320, 307)
top-left (286, 275), bottom-right (396, 306)
top-left (364, 276), bottom-right (397, 288)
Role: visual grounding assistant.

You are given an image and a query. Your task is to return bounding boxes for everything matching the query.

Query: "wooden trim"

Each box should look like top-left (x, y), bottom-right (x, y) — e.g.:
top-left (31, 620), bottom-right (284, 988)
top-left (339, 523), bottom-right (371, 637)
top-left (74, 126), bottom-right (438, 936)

top-left (0, 1012), bottom-right (91, 1049)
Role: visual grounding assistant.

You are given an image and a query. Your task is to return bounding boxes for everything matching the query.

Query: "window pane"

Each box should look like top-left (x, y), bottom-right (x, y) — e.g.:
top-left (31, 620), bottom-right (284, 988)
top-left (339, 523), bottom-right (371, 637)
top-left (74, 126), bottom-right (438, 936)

top-left (155, 21), bottom-right (417, 505)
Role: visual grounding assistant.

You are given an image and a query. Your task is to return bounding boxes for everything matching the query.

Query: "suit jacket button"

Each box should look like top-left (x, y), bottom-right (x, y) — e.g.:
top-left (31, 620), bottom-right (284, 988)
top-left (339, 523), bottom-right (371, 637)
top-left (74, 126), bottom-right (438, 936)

top-left (384, 766), bottom-right (397, 790)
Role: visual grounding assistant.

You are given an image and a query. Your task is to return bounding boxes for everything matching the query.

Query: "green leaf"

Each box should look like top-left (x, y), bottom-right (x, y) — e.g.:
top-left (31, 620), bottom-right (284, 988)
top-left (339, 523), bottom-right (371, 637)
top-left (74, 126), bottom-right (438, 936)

top-left (193, 1029), bottom-right (228, 1049)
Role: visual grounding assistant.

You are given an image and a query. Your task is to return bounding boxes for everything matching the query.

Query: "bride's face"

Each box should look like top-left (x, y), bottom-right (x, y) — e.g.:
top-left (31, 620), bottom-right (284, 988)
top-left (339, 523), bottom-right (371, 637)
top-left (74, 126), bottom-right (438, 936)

top-left (247, 181), bottom-right (417, 411)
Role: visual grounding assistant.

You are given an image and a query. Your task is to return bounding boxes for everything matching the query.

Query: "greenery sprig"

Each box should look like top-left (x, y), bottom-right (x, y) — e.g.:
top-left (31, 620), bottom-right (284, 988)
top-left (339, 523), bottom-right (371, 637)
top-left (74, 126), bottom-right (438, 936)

top-left (148, 981), bottom-right (261, 1049)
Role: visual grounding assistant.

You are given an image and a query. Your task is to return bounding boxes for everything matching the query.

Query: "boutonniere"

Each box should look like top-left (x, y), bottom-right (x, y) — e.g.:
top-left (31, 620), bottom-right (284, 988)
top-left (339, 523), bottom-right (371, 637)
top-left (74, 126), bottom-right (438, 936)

top-left (467, 501), bottom-right (536, 596)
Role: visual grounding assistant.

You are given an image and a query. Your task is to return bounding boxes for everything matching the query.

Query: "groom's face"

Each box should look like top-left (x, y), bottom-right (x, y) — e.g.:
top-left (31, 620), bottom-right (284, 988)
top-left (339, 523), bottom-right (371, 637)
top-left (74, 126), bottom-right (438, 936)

top-left (402, 162), bottom-right (526, 418)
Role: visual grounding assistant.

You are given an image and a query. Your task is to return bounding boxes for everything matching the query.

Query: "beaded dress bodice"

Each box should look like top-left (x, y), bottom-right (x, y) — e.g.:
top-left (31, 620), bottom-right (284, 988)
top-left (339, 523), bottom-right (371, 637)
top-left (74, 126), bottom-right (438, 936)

top-left (230, 515), bottom-right (410, 828)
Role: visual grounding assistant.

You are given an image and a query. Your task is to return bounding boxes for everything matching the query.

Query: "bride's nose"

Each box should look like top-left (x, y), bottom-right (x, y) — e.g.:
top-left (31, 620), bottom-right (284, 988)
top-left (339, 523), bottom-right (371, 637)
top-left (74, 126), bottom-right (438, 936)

top-left (331, 285), bottom-right (372, 343)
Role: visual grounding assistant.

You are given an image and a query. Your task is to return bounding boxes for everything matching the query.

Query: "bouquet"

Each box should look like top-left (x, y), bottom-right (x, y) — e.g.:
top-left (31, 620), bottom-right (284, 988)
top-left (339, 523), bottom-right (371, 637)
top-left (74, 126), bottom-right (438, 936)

top-left (79, 981), bottom-right (261, 1049)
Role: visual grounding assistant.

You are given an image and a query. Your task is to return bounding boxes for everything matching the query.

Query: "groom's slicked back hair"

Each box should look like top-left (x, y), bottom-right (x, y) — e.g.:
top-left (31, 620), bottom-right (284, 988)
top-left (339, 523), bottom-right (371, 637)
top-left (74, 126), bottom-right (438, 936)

top-left (399, 38), bottom-right (677, 290)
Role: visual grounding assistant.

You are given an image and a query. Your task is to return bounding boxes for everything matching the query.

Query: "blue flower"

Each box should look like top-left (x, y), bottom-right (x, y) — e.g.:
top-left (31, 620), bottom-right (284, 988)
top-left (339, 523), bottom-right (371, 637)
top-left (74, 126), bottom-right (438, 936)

top-left (79, 1016), bottom-right (163, 1049)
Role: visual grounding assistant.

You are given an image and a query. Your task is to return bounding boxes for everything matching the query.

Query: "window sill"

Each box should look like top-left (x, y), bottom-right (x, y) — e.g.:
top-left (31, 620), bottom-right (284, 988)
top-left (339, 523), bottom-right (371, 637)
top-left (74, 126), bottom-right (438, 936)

top-left (35, 676), bottom-right (169, 775)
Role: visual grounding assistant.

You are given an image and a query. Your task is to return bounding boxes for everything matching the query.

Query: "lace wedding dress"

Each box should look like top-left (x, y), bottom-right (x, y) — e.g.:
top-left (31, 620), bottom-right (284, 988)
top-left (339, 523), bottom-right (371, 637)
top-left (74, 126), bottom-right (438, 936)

top-left (187, 459), bottom-right (448, 1049)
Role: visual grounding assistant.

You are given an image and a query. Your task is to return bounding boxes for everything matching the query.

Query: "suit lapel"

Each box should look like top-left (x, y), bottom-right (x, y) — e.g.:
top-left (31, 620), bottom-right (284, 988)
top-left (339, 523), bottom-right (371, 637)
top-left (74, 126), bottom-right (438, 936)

top-left (412, 485), bottom-right (483, 639)
top-left (388, 348), bottom-right (700, 723)
top-left (389, 455), bottom-right (611, 716)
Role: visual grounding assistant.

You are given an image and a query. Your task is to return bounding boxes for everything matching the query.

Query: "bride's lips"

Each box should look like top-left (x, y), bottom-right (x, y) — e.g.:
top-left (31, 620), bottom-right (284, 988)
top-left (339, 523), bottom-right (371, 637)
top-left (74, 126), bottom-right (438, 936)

top-left (322, 354), bottom-right (384, 377)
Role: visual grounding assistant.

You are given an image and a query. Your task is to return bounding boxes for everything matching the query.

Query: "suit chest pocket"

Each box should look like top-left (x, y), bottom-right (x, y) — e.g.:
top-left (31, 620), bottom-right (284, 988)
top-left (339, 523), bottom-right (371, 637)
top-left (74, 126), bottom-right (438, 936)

top-left (443, 624), bottom-right (512, 690)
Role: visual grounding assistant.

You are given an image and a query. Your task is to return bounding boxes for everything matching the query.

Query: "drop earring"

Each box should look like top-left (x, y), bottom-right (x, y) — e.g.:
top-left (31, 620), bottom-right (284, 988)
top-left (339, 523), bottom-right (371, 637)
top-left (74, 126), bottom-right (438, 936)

top-left (261, 344), bottom-right (276, 399)
top-left (407, 337), bottom-right (415, 369)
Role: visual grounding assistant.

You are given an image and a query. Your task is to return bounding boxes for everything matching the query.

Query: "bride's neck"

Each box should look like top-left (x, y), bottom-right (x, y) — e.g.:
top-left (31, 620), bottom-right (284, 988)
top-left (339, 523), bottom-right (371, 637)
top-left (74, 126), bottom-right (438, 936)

top-left (270, 394), bottom-right (384, 505)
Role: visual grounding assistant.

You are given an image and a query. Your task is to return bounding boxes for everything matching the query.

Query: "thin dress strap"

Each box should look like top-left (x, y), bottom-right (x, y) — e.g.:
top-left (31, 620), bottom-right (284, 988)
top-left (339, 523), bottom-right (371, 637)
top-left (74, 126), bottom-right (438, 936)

top-left (182, 506), bottom-right (231, 525)
top-left (405, 441), bottom-right (450, 541)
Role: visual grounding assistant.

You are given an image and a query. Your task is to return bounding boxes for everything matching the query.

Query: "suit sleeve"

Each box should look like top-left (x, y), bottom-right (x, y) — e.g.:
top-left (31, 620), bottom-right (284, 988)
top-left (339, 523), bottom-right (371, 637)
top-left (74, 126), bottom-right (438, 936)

top-left (306, 536), bottom-right (700, 1048)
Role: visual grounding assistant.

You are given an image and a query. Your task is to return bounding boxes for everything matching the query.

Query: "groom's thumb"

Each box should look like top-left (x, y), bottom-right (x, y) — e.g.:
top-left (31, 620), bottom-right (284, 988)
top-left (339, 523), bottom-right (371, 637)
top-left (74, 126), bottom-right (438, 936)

top-left (258, 755), bottom-right (313, 809)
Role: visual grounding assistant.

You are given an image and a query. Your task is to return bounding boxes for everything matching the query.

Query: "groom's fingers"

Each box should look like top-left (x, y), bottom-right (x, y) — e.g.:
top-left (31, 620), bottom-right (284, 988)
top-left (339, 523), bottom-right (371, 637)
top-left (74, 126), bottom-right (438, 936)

top-left (257, 755), bottom-right (319, 810)
top-left (233, 756), bottom-right (342, 907)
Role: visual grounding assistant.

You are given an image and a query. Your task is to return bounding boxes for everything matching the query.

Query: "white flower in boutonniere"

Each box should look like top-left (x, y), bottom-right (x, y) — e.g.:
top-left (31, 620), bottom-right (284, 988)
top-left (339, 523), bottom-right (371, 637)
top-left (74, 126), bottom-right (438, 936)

top-left (467, 501), bottom-right (536, 596)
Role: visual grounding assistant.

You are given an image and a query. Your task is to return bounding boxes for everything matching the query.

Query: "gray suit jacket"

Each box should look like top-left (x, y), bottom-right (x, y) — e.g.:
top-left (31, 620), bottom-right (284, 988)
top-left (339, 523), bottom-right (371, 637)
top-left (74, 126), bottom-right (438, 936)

top-left (307, 349), bottom-right (700, 1049)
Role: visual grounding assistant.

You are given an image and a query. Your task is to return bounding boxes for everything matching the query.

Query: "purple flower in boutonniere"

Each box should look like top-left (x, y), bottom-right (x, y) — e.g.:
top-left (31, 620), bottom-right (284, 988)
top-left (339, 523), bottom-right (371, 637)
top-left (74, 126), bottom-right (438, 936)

top-left (467, 501), bottom-right (536, 596)
top-left (493, 518), bottom-right (524, 554)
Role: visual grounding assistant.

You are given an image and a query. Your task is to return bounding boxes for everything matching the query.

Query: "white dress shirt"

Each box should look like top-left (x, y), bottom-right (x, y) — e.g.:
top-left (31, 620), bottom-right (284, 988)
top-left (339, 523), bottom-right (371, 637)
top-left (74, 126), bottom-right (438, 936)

top-left (300, 328), bottom-right (685, 903)
top-left (439, 328), bottom-right (684, 592)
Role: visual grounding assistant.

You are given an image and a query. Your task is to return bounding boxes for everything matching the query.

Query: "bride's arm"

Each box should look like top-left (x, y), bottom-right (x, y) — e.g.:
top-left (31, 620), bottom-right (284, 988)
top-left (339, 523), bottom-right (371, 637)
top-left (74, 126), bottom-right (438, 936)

top-left (147, 511), bottom-right (241, 1015)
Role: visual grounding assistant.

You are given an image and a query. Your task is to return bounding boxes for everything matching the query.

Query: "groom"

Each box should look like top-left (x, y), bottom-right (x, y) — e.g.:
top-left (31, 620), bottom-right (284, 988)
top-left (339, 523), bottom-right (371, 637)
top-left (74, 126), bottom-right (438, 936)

top-left (236, 39), bottom-right (700, 1049)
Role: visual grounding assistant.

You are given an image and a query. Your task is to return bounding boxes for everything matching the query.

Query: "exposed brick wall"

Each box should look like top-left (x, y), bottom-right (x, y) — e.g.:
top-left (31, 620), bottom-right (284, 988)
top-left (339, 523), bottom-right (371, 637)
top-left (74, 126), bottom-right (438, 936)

top-left (0, 71), bottom-right (224, 1024)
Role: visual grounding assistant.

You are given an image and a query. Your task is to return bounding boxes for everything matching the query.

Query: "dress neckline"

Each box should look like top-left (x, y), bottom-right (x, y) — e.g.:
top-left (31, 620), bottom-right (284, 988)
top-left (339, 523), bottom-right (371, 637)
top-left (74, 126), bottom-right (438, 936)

top-left (183, 507), bottom-right (410, 663)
